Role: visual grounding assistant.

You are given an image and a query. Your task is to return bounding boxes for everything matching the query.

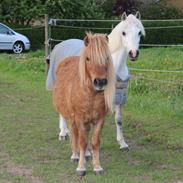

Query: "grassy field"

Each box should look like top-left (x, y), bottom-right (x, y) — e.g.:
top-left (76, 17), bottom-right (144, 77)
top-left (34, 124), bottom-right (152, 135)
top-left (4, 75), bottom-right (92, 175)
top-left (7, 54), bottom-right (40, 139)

top-left (0, 47), bottom-right (183, 183)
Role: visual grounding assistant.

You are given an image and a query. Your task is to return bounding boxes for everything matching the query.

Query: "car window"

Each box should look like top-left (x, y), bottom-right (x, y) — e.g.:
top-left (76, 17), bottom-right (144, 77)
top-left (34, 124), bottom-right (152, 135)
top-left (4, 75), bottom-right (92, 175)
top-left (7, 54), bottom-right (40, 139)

top-left (0, 24), bottom-right (9, 34)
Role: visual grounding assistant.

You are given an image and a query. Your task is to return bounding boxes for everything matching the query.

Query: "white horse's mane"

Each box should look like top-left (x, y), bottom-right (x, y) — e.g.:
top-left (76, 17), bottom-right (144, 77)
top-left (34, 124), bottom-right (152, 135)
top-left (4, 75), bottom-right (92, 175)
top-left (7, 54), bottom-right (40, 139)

top-left (108, 14), bottom-right (145, 53)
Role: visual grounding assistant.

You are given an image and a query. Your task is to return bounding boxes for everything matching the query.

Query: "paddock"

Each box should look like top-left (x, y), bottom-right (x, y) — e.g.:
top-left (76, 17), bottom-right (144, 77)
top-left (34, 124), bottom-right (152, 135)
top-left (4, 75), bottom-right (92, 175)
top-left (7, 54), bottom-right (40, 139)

top-left (0, 46), bottom-right (182, 182)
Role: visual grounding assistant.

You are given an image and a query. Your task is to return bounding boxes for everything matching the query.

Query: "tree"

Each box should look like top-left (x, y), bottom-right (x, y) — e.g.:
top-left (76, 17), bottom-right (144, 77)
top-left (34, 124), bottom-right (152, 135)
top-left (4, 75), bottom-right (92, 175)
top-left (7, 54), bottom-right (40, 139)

top-left (0, 0), bottom-right (105, 26)
top-left (45, 0), bottom-right (104, 19)
top-left (95, 0), bottom-right (116, 18)
top-left (139, 0), bottom-right (183, 19)
top-left (0, 0), bottom-right (45, 25)
top-left (112, 0), bottom-right (142, 16)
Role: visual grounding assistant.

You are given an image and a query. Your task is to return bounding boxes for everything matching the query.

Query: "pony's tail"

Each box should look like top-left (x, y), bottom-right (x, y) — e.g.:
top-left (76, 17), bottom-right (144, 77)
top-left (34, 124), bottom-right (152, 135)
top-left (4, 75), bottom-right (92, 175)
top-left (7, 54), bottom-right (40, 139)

top-left (104, 60), bottom-right (116, 113)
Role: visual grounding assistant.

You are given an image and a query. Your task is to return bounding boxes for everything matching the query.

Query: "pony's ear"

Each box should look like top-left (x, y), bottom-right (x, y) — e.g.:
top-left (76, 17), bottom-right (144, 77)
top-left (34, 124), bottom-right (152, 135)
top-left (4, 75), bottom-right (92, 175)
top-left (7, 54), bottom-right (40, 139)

top-left (84, 35), bottom-right (89, 46)
top-left (121, 12), bottom-right (127, 21)
top-left (135, 11), bottom-right (141, 20)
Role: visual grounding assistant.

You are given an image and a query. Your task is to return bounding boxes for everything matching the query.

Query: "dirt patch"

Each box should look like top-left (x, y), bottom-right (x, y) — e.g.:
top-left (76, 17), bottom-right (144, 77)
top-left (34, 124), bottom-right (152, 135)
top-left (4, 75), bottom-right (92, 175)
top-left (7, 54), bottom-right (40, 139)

top-left (1, 152), bottom-right (44, 183)
top-left (8, 165), bottom-right (44, 183)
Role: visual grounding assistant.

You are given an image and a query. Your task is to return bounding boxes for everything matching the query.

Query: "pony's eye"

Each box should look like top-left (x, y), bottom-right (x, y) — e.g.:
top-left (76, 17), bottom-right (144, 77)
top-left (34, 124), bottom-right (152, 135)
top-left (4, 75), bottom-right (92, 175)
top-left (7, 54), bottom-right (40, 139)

top-left (138, 31), bottom-right (142, 36)
top-left (86, 57), bottom-right (90, 62)
top-left (122, 31), bottom-right (126, 36)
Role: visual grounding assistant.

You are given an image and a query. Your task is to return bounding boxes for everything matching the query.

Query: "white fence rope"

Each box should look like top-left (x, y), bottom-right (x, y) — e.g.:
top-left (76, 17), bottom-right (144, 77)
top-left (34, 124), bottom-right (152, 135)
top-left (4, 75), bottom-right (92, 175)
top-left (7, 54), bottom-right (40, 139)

top-left (54, 25), bottom-right (112, 30)
top-left (50, 18), bottom-right (183, 23)
top-left (51, 24), bottom-right (183, 30)
top-left (140, 44), bottom-right (183, 47)
top-left (129, 68), bottom-right (183, 74)
top-left (145, 25), bottom-right (183, 29)
top-left (14, 26), bottom-right (44, 31)
top-left (132, 76), bottom-right (183, 85)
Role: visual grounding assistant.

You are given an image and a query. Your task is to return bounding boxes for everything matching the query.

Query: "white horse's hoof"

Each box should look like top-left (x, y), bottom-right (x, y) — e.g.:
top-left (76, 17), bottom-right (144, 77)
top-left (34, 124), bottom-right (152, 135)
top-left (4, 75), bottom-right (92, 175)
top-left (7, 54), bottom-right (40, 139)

top-left (93, 167), bottom-right (104, 175)
top-left (71, 157), bottom-right (79, 162)
top-left (76, 168), bottom-right (86, 176)
top-left (120, 146), bottom-right (130, 152)
top-left (118, 140), bottom-right (129, 151)
top-left (59, 133), bottom-right (69, 141)
top-left (71, 158), bottom-right (79, 162)
top-left (85, 155), bottom-right (92, 161)
top-left (85, 150), bottom-right (92, 161)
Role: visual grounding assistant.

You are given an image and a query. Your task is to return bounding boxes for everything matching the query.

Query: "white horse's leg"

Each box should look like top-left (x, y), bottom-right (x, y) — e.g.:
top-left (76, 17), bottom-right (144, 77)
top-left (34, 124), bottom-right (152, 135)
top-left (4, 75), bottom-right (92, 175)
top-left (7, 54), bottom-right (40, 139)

top-left (115, 105), bottom-right (129, 151)
top-left (59, 114), bottom-right (70, 141)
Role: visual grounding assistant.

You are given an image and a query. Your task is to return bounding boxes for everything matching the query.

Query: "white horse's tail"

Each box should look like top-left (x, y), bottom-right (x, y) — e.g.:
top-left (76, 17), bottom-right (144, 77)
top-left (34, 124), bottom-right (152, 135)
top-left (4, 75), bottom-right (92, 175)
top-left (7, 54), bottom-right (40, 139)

top-left (45, 39), bottom-right (84, 91)
top-left (46, 46), bottom-right (58, 91)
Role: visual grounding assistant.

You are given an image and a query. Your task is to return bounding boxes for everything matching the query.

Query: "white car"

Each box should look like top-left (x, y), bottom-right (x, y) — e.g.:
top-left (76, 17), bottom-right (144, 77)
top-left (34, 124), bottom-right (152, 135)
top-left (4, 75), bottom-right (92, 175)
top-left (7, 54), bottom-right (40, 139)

top-left (0, 23), bottom-right (30, 53)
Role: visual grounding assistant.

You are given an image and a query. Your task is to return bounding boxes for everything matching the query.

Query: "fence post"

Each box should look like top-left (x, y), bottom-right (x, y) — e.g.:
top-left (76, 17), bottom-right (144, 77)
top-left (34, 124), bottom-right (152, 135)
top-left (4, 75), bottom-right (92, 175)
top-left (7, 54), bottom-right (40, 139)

top-left (44, 14), bottom-right (50, 75)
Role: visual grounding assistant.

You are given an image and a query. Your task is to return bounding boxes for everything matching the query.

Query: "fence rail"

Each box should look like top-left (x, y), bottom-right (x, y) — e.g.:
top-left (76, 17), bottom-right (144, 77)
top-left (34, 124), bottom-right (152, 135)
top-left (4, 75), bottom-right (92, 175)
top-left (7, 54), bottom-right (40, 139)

top-left (49, 18), bottom-right (183, 23)
top-left (129, 68), bottom-right (183, 74)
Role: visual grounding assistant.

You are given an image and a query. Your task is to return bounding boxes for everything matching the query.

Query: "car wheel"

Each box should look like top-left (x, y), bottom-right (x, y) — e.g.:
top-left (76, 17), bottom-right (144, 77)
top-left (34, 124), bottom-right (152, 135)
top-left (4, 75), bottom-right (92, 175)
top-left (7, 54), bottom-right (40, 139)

top-left (13, 42), bottom-right (24, 54)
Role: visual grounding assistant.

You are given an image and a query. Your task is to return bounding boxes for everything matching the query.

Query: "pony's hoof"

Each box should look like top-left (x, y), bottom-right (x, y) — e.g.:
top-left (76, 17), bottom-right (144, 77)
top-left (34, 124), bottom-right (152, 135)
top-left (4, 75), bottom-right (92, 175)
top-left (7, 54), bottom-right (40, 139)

top-left (59, 134), bottom-right (69, 141)
top-left (94, 168), bottom-right (104, 175)
top-left (76, 168), bottom-right (86, 176)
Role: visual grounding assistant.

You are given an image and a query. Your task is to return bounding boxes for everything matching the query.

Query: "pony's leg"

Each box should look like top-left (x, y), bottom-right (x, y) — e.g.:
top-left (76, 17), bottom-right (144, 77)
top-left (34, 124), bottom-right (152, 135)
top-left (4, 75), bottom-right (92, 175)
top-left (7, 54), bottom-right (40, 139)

top-left (85, 124), bottom-right (92, 161)
top-left (59, 114), bottom-right (69, 141)
top-left (76, 123), bottom-right (88, 176)
top-left (70, 122), bottom-right (79, 162)
top-left (115, 105), bottom-right (129, 151)
top-left (92, 119), bottom-right (104, 174)
top-left (70, 122), bottom-right (91, 162)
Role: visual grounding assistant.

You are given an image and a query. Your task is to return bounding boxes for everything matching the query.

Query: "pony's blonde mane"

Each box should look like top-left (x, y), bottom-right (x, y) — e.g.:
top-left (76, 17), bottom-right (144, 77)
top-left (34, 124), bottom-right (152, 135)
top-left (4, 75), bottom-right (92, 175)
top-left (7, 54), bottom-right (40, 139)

top-left (108, 14), bottom-right (145, 53)
top-left (79, 33), bottom-right (115, 112)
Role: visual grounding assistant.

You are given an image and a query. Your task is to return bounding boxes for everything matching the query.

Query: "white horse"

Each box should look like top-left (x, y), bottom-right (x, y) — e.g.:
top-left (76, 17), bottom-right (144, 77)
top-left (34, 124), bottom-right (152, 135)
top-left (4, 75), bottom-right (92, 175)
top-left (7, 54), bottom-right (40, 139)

top-left (46, 12), bottom-right (145, 151)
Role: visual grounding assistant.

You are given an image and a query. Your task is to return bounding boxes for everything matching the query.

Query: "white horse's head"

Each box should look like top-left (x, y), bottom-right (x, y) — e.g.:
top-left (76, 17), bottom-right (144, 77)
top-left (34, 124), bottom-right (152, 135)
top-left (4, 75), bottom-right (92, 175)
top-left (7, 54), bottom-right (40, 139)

top-left (110, 12), bottom-right (145, 61)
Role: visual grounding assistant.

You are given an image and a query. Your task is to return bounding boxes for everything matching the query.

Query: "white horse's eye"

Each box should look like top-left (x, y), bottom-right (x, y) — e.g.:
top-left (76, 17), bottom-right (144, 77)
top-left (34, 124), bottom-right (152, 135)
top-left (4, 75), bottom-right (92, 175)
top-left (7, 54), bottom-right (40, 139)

top-left (138, 31), bottom-right (142, 36)
top-left (122, 31), bottom-right (126, 36)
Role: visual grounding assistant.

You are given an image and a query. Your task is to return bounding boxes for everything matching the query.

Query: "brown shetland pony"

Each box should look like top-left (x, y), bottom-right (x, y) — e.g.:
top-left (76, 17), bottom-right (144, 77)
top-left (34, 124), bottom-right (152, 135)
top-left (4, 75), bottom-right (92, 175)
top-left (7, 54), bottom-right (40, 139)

top-left (53, 33), bottom-right (115, 176)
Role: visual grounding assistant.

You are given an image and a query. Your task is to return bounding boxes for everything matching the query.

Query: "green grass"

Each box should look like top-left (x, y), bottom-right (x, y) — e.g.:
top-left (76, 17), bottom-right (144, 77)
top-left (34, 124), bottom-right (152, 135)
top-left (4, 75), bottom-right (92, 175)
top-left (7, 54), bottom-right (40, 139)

top-left (0, 48), bottom-right (183, 183)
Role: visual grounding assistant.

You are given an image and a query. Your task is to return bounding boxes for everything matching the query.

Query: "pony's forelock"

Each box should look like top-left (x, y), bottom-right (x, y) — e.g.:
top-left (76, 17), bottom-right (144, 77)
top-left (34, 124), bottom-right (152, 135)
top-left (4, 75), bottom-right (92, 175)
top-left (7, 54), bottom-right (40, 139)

top-left (79, 47), bottom-right (86, 86)
top-left (104, 57), bottom-right (115, 113)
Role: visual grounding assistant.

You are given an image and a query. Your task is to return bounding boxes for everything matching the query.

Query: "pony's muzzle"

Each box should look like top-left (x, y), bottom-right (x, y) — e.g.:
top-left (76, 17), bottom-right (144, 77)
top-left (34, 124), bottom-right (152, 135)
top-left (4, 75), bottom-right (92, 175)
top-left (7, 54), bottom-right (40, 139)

top-left (129, 50), bottom-right (139, 61)
top-left (93, 78), bottom-right (108, 91)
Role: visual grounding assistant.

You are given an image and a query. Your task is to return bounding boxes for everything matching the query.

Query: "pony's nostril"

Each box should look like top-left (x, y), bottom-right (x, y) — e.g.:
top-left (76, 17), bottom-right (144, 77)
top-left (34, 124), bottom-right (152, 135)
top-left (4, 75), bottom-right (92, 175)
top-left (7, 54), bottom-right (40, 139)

top-left (94, 79), bottom-right (99, 86)
top-left (102, 79), bottom-right (108, 85)
top-left (94, 78), bottom-right (107, 87)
